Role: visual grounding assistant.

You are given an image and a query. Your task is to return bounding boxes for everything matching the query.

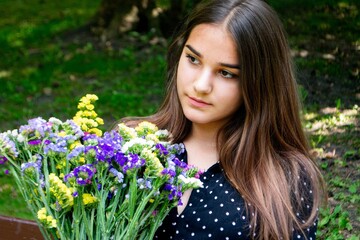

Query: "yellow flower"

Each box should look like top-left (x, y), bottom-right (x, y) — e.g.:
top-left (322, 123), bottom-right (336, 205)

top-left (73, 94), bottom-right (103, 136)
top-left (78, 102), bottom-right (86, 109)
top-left (85, 104), bottom-right (94, 110)
top-left (135, 121), bottom-right (158, 137)
top-left (78, 157), bottom-right (85, 164)
top-left (56, 158), bottom-right (66, 170)
top-left (145, 133), bottom-right (159, 143)
top-left (37, 207), bottom-right (47, 220)
top-left (88, 128), bottom-right (102, 137)
top-left (96, 117), bottom-right (104, 125)
top-left (141, 148), bottom-right (164, 176)
top-left (117, 123), bottom-right (137, 141)
top-left (69, 141), bottom-right (82, 150)
top-left (58, 131), bottom-right (67, 137)
top-left (83, 110), bottom-right (97, 118)
top-left (49, 173), bottom-right (74, 208)
top-left (82, 193), bottom-right (97, 205)
top-left (85, 94), bottom-right (98, 101)
top-left (81, 98), bottom-right (90, 105)
top-left (37, 208), bottom-right (57, 228)
top-left (81, 123), bottom-right (89, 131)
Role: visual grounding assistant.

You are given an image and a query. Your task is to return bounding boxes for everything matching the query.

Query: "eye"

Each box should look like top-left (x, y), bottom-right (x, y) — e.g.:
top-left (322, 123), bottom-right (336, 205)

top-left (186, 54), bottom-right (200, 65)
top-left (219, 69), bottom-right (237, 79)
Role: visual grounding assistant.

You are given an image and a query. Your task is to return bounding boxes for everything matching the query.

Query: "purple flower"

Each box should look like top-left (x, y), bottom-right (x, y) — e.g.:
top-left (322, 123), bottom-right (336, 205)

top-left (123, 154), bottom-right (145, 173)
top-left (109, 167), bottom-right (124, 183)
top-left (64, 164), bottom-right (96, 186)
top-left (137, 178), bottom-right (152, 190)
top-left (173, 158), bottom-right (187, 169)
top-left (107, 191), bottom-right (114, 199)
top-left (67, 145), bottom-right (85, 160)
top-left (0, 156), bottom-right (7, 165)
top-left (168, 143), bottom-right (185, 155)
top-left (163, 183), bottom-right (182, 203)
top-left (21, 162), bottom-right (41, 174)
top-left (114, 152), bottom-right (127, 166)
top-left (19, 117), bottom-right (52, 138)
top-left (64, 120), bottom-right (84, 138)
top-left (4, 169), bottom-right (9, 175)
top-left (195, 171), bottom-right (203, 179)
top-left (163, 184), bottom-right (177, 200)
top-left (161, 168), bottom-right (176, 177)
top-left (44, 137), bottom-right (69, 154)
top-left (156, 143), bottom-right (169, 156)
top-left (83, 133), bottom-right (99, 141)
top-left (0, 133), bottom-right (19, 158)
top-left (94, 131), bottom-right (123, 162)
top-left (163, 183), bottom-right (173, 191)
top-left (28, 139), bottom-right (42, 145)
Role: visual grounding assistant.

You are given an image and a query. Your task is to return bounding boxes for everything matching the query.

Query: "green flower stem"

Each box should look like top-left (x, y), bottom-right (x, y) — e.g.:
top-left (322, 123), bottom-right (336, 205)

top-left (73, 195), bottom-right (81, 240)
top-left (81, 197), bottom-right (92, 240)
top-left (147, 200), bottom-right (171, 239)
top-left (96, 169), bottom-right (110, 238)
top-left (105, 183), bottom-right (122, 232)
top-left (89, 208), bottom-right (95, 238)
top-left (122, 187), bottom-right (159, 240)
top-left (128, 173), bottom-right (138, 218)
top-left (6, 156), bottom-right (55, 240)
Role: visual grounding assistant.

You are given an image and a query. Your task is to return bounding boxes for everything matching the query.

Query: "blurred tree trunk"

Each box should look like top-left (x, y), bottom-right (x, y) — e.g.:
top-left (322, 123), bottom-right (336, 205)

top-left (90, 0), bottom-right (156, 38)
top-left (89, 0), bottom-right (202, 39)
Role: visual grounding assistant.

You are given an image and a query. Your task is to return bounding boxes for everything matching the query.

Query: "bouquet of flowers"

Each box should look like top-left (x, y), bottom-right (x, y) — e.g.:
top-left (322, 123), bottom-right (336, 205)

top-left (0, 94), bottom-right (203, 240)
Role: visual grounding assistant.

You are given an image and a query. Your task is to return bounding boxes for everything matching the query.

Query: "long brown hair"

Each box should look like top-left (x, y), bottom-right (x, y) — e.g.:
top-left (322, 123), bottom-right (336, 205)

top-left (122, 0), bottom-right (325, 239)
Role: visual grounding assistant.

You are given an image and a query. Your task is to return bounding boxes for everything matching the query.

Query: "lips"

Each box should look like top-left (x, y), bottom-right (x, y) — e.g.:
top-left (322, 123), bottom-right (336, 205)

top-left (188, 96), bottom-right (211, 107)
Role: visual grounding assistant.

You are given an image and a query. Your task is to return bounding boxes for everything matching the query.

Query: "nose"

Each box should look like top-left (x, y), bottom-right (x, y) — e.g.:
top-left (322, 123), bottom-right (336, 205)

top-left (193, 68), bottom-right (213, 94)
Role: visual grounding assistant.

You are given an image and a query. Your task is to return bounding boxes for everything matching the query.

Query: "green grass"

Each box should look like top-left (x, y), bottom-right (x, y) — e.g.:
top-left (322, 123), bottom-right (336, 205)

top-left (0, 0), bottom-right (359, 238)
top-left (0, 0), bottom-right (167, 132)
top-left (0, 172), bottom-right (32, 219)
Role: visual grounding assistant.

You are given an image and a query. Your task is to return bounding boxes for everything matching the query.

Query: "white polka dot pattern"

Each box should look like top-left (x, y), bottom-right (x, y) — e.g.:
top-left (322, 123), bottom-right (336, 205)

top-left (154, 149), bottom-right (317, 239)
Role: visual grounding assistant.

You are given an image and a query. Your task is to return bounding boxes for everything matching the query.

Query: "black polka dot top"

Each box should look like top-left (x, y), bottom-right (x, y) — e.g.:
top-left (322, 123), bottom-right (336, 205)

top-left (154, 148), bottom-right (318, 240)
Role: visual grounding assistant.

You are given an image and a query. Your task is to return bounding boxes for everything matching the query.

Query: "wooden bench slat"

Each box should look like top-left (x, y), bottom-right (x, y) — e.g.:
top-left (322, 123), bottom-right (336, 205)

top-left (0, 215), bottom-right (44, 240)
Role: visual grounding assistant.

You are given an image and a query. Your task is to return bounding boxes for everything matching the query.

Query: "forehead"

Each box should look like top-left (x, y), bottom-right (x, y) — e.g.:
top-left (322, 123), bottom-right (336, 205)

top-left (186, 23), bottom-right (238, 63)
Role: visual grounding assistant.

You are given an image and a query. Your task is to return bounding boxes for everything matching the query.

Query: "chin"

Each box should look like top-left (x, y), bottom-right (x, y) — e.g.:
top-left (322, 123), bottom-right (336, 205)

top-left (184, 114), bottom-right (213, 125)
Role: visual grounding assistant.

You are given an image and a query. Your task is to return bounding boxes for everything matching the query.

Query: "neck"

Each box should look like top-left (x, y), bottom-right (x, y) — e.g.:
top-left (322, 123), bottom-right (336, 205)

top-left (183, 123), bottom-right (220, 170)
top-left (186, 123), bottom-right (219, 147)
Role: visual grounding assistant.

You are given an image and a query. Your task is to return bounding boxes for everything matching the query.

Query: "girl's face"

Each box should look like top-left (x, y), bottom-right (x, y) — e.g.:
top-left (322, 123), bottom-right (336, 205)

top-left (177, 23), bottom-right (242, 129)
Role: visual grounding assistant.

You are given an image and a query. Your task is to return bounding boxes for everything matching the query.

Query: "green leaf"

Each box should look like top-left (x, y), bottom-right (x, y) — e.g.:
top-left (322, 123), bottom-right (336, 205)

top-left (338, 215), bottom-right (348, 228)
top-left (319, 216), bottom-right (330, 227)
top-left (348, 184), bottom-right (357, 194)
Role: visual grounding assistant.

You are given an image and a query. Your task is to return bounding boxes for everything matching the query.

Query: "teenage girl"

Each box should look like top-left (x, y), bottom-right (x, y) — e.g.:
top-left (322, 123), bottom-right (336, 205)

top-left (123, 0), bottom-right (325, 239)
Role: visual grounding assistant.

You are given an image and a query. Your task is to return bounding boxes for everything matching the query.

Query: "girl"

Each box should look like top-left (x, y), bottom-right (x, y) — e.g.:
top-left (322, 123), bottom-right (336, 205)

top-left (122, 0), bottom-right (325, 239)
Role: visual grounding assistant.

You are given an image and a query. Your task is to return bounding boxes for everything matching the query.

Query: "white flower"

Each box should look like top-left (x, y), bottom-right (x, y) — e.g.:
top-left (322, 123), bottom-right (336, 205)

top-left (178, 175), bottom-right (204, 188)
top-left (155, 129), bottom-right (169, 139)
top-left (16, 134), bottom-right (25, 143)
top-left (4, 129), bottom-right (18, 137)
top-left (122, 137), bottom-right (154, 153)
top-left (49, 117), bottom-right (63, 125)
top-left (11, 129), bottom-right (19, 137)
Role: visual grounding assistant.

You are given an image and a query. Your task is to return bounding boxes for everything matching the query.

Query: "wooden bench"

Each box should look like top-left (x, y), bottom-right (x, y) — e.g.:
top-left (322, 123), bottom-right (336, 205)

top-left (0, 215), bottom-right (43, 240)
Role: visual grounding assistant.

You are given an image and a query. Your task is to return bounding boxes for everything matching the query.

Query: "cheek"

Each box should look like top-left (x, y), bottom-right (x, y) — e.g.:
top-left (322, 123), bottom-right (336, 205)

top-left (176, 58), bottom-right (191, 88)
top-left (220, 83), bottom-right (242, 107)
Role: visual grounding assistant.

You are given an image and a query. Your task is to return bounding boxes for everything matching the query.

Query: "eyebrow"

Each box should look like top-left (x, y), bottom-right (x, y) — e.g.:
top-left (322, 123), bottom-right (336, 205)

top-left (185, 44), bottom-right (241, 69)
top-left (185, 45), bottom-right (202, 57)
